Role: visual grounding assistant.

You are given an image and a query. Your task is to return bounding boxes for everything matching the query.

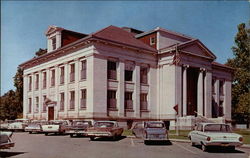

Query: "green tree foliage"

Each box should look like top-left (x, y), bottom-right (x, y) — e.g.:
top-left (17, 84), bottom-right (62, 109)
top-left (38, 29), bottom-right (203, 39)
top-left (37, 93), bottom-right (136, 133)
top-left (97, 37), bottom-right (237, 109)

top-left (226, 22), bottom-right (250, 123)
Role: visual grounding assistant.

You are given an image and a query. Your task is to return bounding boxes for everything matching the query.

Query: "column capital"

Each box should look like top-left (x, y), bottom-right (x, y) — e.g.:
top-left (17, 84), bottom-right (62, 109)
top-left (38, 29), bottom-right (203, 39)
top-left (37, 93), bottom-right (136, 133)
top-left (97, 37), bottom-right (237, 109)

top-left (183, 64), bottom-right (189, 68)
top-left (199, 68), bottom-right (206, 72)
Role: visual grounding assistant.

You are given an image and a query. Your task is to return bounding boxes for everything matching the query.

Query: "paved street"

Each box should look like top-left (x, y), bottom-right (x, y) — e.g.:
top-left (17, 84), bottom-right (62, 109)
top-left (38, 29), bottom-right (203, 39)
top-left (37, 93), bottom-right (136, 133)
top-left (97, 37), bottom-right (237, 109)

top-left (0, 132), bottom-right (250, 158)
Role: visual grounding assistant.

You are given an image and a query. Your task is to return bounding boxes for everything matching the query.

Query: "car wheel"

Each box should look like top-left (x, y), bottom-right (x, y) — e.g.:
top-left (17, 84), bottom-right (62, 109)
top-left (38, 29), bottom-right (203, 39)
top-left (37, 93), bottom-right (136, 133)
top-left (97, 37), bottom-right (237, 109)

top-left (70, 134), bottom-right (74, 137)
top-left (29, 132), bottom-right (32, 134)
top-left (201, 144), bottom-right (208, 152)
top-left (45, 133), bottom-right (48, 136)
top-left (191, 141), bottom-right (195, 146)
top-left (90, 137), bottom-right (95, 141)
top-left (144, 140), bottom-right (148, 145)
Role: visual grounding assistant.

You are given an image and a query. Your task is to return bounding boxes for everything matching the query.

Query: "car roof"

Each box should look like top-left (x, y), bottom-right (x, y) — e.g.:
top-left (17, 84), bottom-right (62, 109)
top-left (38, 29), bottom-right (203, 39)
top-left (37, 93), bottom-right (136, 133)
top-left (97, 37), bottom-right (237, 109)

top-left (95, 121), bottom-right (117, 123)
top-left (198, 123), bottom-right (229, 126)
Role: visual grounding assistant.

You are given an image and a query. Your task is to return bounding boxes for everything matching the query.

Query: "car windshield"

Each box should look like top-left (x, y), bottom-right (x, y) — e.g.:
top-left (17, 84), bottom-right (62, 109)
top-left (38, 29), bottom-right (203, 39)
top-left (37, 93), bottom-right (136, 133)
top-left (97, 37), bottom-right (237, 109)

top-left (73, 121), bottom-right (90, 126)
top-left (204, 124), bottom-right (232, 132)
top-left (94, 122), bottom-right (114, 128)
top-left (146, 122), bottom-right (164, 128)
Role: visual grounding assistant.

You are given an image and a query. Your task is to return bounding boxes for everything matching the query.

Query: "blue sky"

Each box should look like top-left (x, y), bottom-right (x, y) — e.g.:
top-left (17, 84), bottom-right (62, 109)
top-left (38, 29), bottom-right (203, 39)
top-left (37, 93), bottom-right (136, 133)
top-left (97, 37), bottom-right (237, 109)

top-left (1, 1), bottom-right (249, 95)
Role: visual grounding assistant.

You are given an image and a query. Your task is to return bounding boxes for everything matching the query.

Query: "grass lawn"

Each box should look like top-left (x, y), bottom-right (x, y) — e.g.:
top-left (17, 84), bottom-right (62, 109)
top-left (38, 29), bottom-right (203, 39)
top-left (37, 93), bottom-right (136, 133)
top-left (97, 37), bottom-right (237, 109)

top-left (123, 129), bottom-right (250, 144)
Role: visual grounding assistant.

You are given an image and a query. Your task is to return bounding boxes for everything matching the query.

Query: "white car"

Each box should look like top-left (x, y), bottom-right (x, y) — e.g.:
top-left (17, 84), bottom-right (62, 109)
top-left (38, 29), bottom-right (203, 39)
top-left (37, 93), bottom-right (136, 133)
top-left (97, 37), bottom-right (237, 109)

top-left (8, 119), bottom-right (30, 131)
top-left (42, 120), bottom-right (69, 136)
top-left (188, 123), bottom-right (243, 151)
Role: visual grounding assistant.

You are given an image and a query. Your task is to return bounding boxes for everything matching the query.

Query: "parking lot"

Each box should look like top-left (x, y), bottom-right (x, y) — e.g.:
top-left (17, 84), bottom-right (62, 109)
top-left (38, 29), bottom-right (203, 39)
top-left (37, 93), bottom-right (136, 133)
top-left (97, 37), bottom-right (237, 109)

top-left (0, 132), bottom-right (250, 158)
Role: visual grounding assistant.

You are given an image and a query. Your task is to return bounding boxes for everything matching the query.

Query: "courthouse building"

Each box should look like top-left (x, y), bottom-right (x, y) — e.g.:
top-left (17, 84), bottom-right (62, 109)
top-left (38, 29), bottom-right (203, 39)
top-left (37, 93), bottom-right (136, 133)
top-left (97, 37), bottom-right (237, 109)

top-left (20, 25), bottom-right (233, 129)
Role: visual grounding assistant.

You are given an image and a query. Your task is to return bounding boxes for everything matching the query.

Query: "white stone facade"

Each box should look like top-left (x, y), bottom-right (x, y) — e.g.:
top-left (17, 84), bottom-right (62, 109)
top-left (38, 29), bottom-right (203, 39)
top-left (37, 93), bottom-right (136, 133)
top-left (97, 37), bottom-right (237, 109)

top-left (20, 26), bottom-right (233, 129)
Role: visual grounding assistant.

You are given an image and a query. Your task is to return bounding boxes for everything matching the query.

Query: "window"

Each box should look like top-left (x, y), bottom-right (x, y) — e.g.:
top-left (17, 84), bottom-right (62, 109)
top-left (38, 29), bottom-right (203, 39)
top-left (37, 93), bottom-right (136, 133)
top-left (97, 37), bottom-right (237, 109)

top-left (51, 69), bottom-right (55, 87)
top-left (35, 97), bottom-right (39, 113)
top-left (43, 95), bottom-right (47, 112)
top-left (52, 37), bottom-right (56, 50)
top-left (107, 61), bottom-right (117, 80)
top-left (70, 91), bottom-right (75, 110)
top-left (35, 74), bottom-right (39, 90)
top-left (43, 72), bottom-right (47, 89)
top-left (60, 67), bottom-right (65, 84)
top-left (29, 76), bottom-right (32, 91)
top-left (60, 93), bottom-right (64, 111)
top-left (219, 80), bottom-right (224, 95)
top-left (212, 79), bottom-right (215, 94)
top-left (107, 90), bottom-right (116, 109)
top-left (125, 92), bottom-right (133, 110)
top-left (80, 89), bottom-right (87, 109)
top-left (150, 37), bottom-right (156, 45)
top-left (125, 70), bottom-right (133, 81)
top-left (140, 67), bottom-right (148, 84)
top-left (81, 60), bottom-right (87, 80)
top-left (140, 93), bottom-right (148, 110)
top-left (28, 98), bottom-right (32, 113)
top-left (70, 64), bottom-right (75, 82)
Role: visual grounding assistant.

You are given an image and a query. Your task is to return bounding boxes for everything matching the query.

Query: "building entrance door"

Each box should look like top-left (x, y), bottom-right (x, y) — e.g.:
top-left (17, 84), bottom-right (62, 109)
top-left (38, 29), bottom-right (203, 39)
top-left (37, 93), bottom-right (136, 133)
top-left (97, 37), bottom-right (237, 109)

top-left (48, 107), bottom-right (54, 120)
top-left (187, 68), bottom-right (198, 115)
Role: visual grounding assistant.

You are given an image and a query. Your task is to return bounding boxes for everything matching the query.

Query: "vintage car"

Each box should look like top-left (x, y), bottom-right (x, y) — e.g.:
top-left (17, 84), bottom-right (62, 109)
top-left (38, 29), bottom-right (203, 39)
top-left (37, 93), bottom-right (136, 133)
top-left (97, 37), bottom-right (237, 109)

top-left (8, 118), bottom-right (30, 131)
top-left (42, 120), bottom-right (69, 136)
top-left (0, 131), bottom-right (15, 149)
top-left (86, 121), bottom-right (123, 141)
top-left (188, 123), bottom-right (243, 151)
top-left (65, 120), bottom-right (92, 137)
top-left (132, 121), bottom-right (168, 144)
top-left (0, 120), bottom-right (15, 130)
top-left (25, 120), bottom-right (47, 134)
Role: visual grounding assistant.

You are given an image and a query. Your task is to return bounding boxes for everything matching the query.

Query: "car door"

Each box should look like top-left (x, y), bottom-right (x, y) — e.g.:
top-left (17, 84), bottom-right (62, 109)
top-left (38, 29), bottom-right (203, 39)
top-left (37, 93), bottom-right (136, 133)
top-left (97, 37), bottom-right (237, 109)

top-left (191, 125), bottom-right (201, 144)
top-left (132, 122), bottom-right (144, 138)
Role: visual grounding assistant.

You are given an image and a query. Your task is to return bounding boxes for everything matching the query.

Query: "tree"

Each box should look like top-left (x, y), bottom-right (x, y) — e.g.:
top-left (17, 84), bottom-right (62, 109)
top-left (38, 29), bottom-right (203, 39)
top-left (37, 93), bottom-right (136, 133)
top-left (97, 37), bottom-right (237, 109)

top-left (226, 22), bottom-right (250, 125)
top-left (13, 66), bottom-right (24, 117)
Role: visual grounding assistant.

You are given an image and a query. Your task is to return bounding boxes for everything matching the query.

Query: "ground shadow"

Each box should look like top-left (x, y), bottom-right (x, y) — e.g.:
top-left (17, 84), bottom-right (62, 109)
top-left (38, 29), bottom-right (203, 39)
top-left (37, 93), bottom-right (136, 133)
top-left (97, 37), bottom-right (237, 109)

top-left (44, 133), bottom-right (68, 136)
top-left (193, 146), bottom-right (245, 153)
top-left (0, 151), bottom-right (26, 158)
top-left (145, 140), bottom-right (172, 146)
top-left (89, 136), bottom-right (126, 142)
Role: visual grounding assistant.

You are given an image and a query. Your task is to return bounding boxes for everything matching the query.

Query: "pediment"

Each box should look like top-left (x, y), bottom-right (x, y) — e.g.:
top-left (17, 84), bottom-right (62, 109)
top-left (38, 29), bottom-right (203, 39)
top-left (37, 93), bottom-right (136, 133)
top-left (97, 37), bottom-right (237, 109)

top-left (179, 40), bottom-right (216, 60)
top-left (45, 26), bottom-right (63, 36)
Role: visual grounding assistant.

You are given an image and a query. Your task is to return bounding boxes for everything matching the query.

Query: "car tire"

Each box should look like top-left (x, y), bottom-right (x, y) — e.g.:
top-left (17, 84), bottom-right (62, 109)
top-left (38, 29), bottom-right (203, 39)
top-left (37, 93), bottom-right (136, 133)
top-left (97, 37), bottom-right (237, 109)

top-left (70, 134), bottom-right (74, 137)
top-left (45, 133), bottom-right (48, 136)
top-left (191, 141), bottom-right (195, 146)
top-left (29, 132), bottom-right (32, 134)
top-left (144, 140), bottom-right (148, 145)
top-left (201, 144), bottom-right (208, 152)
top-left (228, 146), bottom-right (235, 151)
top-left (90, 137), bottom-right (95, 141)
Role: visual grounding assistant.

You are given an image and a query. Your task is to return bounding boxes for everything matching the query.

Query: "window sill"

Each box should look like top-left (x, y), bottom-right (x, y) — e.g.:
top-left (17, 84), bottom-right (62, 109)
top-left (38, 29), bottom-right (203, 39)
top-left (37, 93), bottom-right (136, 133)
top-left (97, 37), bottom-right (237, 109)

top-left (108, 79), bottom-right (118, 82)
top-left (140, 83), bottom-right (149, 86)
top-left (125, 81), bottom-right (134, 84)
top-left (80, 79), bottom-right (87, 82)
top-left (108, 108), bottom-right (118, 111)
top-left (125, 109), bottom-right (134, 112)
top-left (140, 110), bottom-right (150, 112)
top-left (68, 109), bottom-right (75, 111)
top-left (80, 107), bottom-right (87, 110)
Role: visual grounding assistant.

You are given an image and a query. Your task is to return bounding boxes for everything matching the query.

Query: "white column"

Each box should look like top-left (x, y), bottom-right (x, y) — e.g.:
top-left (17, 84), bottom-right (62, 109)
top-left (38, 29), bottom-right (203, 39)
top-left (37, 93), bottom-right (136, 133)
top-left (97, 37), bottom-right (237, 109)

top-left (197, 68), bottom-right (204, 116)
top-left (38, 71), bottom-right (42, 119)
top-left (204, 71), bottom-right (212, 118)
top-left (118, 60), bottom-right (125, 117)
top-left (74, 59), bottom-right (80, 118)
top-left (55, 65), bottom-right (59, 119)
top-left (182, 65), bottom-right (188, 116)
top-left (31, 73), bottom-right (35, 118)
top-left (23, 75), bottom-right (28, 118)
top-left (64, 63), bottom-right (69, 118)
top-left (134, 64), bottom-right (140, 118)
top-left (56, 32), bottom-right (62, 49)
